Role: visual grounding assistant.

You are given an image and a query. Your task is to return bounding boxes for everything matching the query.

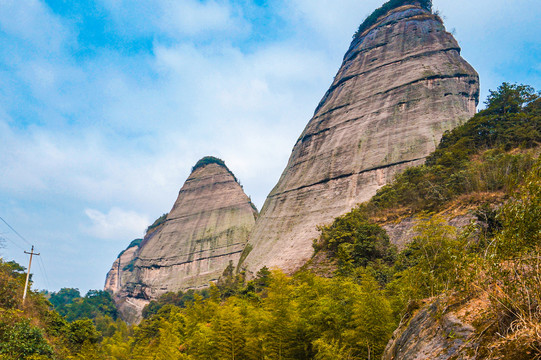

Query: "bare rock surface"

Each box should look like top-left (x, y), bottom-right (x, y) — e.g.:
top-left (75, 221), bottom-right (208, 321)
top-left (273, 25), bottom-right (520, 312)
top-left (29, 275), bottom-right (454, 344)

top-left (105, 158), bottom-right (257, 322)
top-left (383, 214), bottom-right (474, 250)
top-left (383, 296), bottom-right (487, 360)
top-left (104, 239), bottom-right (141, 293)
top-left (241, 2), bottom-right (479, 275)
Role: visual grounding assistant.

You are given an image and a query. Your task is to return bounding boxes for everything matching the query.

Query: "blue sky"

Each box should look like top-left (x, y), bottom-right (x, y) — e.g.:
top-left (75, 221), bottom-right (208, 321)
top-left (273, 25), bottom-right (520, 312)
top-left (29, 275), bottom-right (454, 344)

top-left (0, 0), bottom-right (540, 294)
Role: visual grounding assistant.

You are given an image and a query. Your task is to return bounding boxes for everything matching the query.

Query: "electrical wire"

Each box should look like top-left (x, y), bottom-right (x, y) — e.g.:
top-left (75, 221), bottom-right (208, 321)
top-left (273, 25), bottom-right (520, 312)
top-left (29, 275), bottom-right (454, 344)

top-left (0, 214), bottom-right (52, 290)
top-left (0, 234), bottom-right (26, 251)
top-left (0, 215), bottom-right (32, 247)
top-left (37, 256), bottom-right (51, 290)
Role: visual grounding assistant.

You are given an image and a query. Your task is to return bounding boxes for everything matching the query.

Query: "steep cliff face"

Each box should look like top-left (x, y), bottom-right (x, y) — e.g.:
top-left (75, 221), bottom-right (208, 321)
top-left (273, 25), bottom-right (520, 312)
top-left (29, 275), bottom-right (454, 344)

top-left (104, 238), bottom-right (142, 293)
top-left (241, 2), bottom-right (479, 275)
top-left (107, 157), bottom-right (257, 322)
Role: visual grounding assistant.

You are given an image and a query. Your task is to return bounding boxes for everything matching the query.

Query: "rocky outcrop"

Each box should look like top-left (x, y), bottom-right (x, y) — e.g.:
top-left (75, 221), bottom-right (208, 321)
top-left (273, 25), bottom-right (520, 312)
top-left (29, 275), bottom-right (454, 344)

top-left (383, 296), bottom-right (487, 360)
top-left (104, 238), bottom-right (142, 293)
top-left (241, 1), bottom-right (479, 275)
top-left (383, 214), bottom-right (475, 250)
top-left (106, 157), bottom-right (257, 322)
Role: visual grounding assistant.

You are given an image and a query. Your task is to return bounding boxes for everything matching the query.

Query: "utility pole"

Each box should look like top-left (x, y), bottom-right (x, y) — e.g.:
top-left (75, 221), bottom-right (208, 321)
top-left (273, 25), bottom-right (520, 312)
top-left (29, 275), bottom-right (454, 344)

top-left (23, 245), bottom-right (40, 304)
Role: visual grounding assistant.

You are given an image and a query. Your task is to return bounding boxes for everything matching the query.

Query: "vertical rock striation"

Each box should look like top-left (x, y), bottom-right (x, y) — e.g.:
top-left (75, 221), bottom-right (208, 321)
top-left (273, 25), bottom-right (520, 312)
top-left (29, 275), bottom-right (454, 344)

top-left (104, 238), bottom-right (142, 294)
top-left (241, 1), bottom-right (479, 275)
top-left (106, 157), bottom-right (257, 322)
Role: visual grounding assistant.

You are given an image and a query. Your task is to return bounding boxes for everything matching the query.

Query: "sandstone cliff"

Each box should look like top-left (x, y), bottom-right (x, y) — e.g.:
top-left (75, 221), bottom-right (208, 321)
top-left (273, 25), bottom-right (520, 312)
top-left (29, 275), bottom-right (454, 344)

top-left (104, 238), bottom-right (142, 293)
top-left (106, 157), bottom-right (257, 322)
top-left (241, 1), bottom-right (479, 275)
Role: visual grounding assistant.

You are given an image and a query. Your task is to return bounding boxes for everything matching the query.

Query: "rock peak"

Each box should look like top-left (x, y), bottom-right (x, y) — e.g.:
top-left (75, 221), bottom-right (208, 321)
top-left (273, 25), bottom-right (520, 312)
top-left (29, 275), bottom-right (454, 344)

top-left (192, 156), bottom-right (228, 172)
top-left (242, 0), bottom-right (478, 276)
top-left (105, 157), bottom-right (257, 323)
top-left (191, 156), bottom-right (239, 183)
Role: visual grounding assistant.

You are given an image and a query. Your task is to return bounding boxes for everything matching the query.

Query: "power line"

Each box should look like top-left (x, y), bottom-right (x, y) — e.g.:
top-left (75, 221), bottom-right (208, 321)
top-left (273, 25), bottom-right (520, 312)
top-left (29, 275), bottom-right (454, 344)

top-left (37, 256), bottom-right (51, 290)
top-left (0, 234), bottom-right (26, 251)
top-left (0, 215), bottom-right (51, 290)
top-left (0, 215), bottom-right (32, 247)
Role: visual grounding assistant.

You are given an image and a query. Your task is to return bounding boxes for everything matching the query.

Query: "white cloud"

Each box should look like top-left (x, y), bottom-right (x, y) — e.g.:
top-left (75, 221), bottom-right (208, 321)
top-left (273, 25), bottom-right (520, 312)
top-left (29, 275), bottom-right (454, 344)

top-left (84, 207), bottom-right (149, 240)
top-left (156, 0), bottom-right (242, 37)
top-left (282, 0), bottom-right (381, 46)
top-left (0, 0), bottom-right (71, 52)
top-left (98, 0), bottom-right (247, 39)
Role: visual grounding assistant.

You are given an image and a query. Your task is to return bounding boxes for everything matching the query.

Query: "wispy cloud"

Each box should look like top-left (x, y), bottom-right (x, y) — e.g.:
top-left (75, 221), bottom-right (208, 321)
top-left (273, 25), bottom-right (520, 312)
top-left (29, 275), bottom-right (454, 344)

top-left (84, 207), bottom-right (149, 240)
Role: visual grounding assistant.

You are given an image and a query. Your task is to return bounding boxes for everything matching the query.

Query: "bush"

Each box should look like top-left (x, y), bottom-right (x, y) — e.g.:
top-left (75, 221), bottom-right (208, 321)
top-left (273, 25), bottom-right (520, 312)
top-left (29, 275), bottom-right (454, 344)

top-left (0, 317), bottom-right (54, 359)
top-left (315, 207), bottom-right (396, 278)
top-left (367, 83), bottom-right (540, 215)
top-left (355, 0), bottom-right (432, 37)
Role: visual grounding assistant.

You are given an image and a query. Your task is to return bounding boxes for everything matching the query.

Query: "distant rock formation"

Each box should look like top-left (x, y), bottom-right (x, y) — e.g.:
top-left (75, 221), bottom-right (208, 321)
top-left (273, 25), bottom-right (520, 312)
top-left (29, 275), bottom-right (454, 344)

top-left (104, 238), bottom-right (142, 293)
top-left (241, 1), bottom-right (479, 275)
top-left (105, 157), bottom-right (257, 322)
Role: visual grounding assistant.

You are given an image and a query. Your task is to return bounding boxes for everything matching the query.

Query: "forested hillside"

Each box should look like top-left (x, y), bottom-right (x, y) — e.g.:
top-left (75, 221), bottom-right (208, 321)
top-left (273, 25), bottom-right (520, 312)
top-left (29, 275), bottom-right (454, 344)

top-left (1, 83), bottom-right (539, 359)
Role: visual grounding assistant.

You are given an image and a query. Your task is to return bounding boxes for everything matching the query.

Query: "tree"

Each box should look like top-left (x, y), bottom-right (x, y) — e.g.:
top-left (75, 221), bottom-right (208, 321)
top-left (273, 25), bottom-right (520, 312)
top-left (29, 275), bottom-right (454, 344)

top-left (0, 317), bottom-right (54, 359)
top-left (0, 260), bottom-right (26, 309)
top-left (212, 302), bottom-right (247, 360)
top-left (263, 271), bottom-right (300, 360)
top-left (348, 273), bottom-right (395, 360)
top-left (485, 82), bottom-right (538, 115)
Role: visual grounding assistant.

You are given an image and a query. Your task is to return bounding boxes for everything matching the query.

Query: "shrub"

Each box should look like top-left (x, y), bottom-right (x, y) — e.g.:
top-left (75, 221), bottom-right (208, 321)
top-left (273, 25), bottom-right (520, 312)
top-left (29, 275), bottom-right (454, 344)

top-left (355, 0), bottom-right (432, 37)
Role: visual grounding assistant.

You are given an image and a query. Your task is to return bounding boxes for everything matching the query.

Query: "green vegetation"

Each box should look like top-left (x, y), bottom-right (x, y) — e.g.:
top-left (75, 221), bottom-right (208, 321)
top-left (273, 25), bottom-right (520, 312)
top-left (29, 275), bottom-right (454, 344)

top-left (142, 289), bottom-right (209, 319)
top-left (101, 270), bottom-right (396, 360)
top-left (314, 207), bottom-right (396, 283)
top-left (1, 83), bottom-right (539, 359)
top-left (50, 289), bottom-right (117, 323)
top-left (0, 259), bottom-right (107, 359)
top-left (192, 156), bottom-right (228, 172)
top-left (355, 0), bottom-right (432, 37)
top-left (367, 83), bottom-right (540, 216)
top-left (146, 213), bottom-right (168, 234)
top-left (192, 156), bottom-right (240, 183)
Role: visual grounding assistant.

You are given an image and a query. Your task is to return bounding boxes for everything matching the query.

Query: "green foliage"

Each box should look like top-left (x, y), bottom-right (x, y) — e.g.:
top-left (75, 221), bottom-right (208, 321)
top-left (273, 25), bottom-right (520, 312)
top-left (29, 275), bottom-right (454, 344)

top-left (484, 82), bottom-right (539, 115)
top-left (146, 213), bottom-right (168, 234)
top-left (50, 288), bottom-right (118, 323)
top-left (368, 83), bottom-right (540, 215)
top-left (429, 83), bottom-right (540, 166)
top-left (495, 158), bottom-right (541, 257)
top-left (100, 270), bottom-right (397, 360)
top-left (0, 260), bottom-right (26, 309)
top-left (392, 216), bottom-right (467, 298)
top-left (0, 316), bottom-right (54, 359)
top-left (192, 156), bottom-right (228, 172)
top-left (315, 207), bottom-right (396, 279)
top-left (349, 273), bottom-right (395, 359)
top-left (471, 160), bottom-right (541, 358)
top-left (142, 288), bottom-right (209, 319)
top-left (65, 319), bottom-right (100, 350)
top-left (0, 259), bottom-right (108, 359)
top-left (49, 288), bottom-right (81, 310)
top-left (191, 156), bottom-right (240, 183)
top-left (355, 0), bottom-right (432, 37)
